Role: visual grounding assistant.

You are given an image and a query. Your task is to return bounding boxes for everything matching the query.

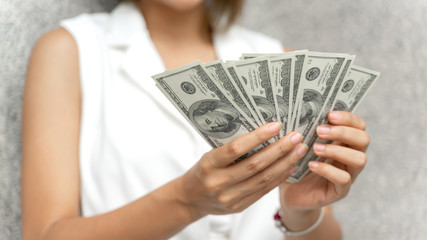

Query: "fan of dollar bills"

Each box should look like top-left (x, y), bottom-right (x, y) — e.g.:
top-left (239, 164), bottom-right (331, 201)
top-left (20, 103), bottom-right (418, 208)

top-left (152, 50), bottom-right (380, 182)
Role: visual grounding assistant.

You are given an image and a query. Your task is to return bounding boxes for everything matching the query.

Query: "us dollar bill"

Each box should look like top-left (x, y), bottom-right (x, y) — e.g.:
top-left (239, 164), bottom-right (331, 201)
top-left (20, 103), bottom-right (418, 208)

top-left (288, 52), bottom-right (350, 182)
top-left (152, 61), bottom-right (259, 149)
top-left (287, 52), bottom-right (307, 131)
top-left (231, 57), bottom-right (280, 132)
top-left (225, 64), bottom-right (264, 126)
top-left (332, 65), bottom-right (380, 112)
top-left (269, 56), bottom-right (294, 137)
top-left (288, 64), bottom-right (380, 183)
top-left (241, 50), bottom-right (308, 134)
top-left (241, 53), bottom-right (296, 136)
top-left (287, 56), bottom-right (355, 182)
top-left (204, 60), bottom-right (262, 128)
top-left (292, 52), bottom-right (349, 136)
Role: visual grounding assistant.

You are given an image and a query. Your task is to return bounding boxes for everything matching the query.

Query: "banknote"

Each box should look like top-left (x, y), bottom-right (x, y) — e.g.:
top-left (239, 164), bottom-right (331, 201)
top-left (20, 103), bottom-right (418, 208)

top-left (232, 57), bottom-right (280, 129)
top-left (287, 56), bottom-right (355, 182)
top-left (152, 51), bottom-right (380, 182)
top-left (152, 61), bottom-right (258, 149)
top-left (241, 51), bottom-right (307, 133)
top-left (299, 55), bottom-right (354, 141)
top-left (332, 65), bottom-right (380, 112)
top-left (288, 64), bottom-right (380, 182)
top-left (225, 64), bottom-right (264, 126)
top-left (287, 53), bottom-right (307, 131)
top-left (241, 53), bottom-right (296, 136)
top-left (268, 56), bottom-right (294, 137)
top-left (204, 60), bottom-right (261, 128)
top-left (292, 52), bottom-right (348, 134)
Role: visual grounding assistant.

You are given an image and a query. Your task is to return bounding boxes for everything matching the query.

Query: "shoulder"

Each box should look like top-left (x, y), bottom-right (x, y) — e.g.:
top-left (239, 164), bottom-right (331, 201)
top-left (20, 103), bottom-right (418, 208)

top-left (31, 10), bottom-right (111, 62)
top-left (33, 27), bottom-right (77, 55)
top-left (227, 25), bottom-right (284, 52)
top-left (26, 27), bottom-right (80, 103)
top-left (30, 27), bottom-right (78, 74)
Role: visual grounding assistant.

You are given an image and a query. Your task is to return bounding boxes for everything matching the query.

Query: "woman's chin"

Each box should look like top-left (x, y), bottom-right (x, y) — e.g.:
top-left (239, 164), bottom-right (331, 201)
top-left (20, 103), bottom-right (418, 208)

top-left (149, 0), bottom-right (205, 12)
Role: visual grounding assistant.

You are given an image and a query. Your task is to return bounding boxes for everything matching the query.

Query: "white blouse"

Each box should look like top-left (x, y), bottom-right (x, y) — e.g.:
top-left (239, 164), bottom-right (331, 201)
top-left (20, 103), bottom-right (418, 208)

top-left (61, 2), bottom-right (284, 239)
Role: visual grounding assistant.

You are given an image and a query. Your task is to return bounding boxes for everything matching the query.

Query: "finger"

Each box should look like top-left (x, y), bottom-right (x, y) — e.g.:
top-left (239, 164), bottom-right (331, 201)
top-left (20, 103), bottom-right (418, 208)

top-left (316, 124), bottom-right (370, 151)
top-left (313, 143), bottom-right (366, 180)
top-left (226, 163), bottom-right (296, 213)
top-left (224, 132), bottom-right (304, 183)
top-left (227, 182), bottom-right (276, 213)
top-left (328, 111), bottom-right (367, 130)
top-left (308, 161), bottom-right (351, 197)
top-left (219, 143), bottom-right (306, 204)
top-left (207, 122), bottom-right (284, 168)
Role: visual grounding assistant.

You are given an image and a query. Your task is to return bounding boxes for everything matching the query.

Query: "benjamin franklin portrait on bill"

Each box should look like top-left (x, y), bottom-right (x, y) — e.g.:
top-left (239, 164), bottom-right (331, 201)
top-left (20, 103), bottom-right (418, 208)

top-left (189, 99), bottom-right (242, 139)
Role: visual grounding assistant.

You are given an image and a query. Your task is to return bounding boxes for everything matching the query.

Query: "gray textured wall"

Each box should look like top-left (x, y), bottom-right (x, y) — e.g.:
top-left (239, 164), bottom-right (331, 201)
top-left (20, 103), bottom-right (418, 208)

top-left (0, 1), bottom-right (118, 239)
top-left (1, 0), bottom-right (426, 239)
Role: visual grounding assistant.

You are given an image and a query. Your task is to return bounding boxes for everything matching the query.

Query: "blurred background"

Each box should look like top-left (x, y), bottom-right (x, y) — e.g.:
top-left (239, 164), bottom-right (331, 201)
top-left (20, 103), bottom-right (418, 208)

top-left (1, 0), bottom-right (426, 239)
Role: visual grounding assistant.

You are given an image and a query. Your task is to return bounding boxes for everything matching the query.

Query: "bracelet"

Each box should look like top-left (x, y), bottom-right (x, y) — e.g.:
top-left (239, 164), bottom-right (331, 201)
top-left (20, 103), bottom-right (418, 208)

top-left (273, 207), bottom-right (325, 236)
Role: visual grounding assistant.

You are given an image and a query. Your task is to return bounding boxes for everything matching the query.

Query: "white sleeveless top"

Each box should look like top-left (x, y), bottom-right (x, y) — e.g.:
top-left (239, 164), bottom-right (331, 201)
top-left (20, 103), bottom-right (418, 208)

top-left (61, 3), bottom-right (284, 240)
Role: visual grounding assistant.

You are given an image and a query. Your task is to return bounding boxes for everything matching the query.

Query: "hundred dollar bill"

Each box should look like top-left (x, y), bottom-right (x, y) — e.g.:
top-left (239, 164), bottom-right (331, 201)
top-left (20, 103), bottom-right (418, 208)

top-left (152, 61), bottom-right (259, 150)
top-left (225, 64), bottom-right (264, 126)
top-left (292, 52), bottom-right (349, 135)
top-left (332, 65), bottom-right (380, 112)
top-left (204, 60), bottom-right (262, 127)
top-left (288, 52), bottom-right (349, 181)
top-left (231, 57), bottom-right (280, 131)
top-left (268, 56), bottom-right (295, 137)
top-left (287, 56), bottom-right (355, 182)
top-left (286, 52), bottom-right (307, 132)
top-left (288, 64), bottom-right (380, 182)
top-left (241, 50), bottom-right (308, 133)
top-left (299, 55), bottom-right (355, 142)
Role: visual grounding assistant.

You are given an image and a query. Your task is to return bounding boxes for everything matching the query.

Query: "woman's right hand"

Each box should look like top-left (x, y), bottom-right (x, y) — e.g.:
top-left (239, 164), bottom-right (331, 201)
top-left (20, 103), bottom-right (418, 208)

top-left (177, 122), bottom-right (308, 220)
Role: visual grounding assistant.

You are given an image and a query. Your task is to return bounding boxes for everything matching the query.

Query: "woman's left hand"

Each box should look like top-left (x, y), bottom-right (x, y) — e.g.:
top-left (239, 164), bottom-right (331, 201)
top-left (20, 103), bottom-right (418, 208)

top-left (279, 111), bottom-right (369, 211)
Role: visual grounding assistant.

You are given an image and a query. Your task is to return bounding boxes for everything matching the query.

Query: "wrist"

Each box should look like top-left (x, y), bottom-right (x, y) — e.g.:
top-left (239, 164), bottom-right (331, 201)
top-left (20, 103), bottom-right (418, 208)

top-left (279, 207), bottom-right (322, 232)
top-left (172, 175), bottom-right (207, 223)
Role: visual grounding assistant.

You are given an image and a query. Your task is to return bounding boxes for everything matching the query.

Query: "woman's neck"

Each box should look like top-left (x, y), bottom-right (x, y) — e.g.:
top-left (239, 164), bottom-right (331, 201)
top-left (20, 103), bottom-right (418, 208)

top-left (135, 1), bottom-right (217, 69)
top-left (137, 1), bottom-right (212, 46)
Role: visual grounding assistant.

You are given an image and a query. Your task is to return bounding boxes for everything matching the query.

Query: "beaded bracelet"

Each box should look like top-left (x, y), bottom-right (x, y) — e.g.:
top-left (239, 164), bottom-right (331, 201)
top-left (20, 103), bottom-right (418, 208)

top-left (273, 207), bottom-right (325, 236)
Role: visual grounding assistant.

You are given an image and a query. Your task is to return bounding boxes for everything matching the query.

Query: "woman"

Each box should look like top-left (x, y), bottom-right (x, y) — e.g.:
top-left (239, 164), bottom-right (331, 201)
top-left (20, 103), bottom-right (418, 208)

top-left (21, 0), bottom-right (369, 239)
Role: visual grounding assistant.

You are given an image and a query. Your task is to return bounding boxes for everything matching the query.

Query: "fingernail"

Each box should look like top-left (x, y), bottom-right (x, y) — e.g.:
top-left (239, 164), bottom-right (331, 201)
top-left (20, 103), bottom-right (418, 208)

top-left (314, 143), bottom-right (326, 152)
top-left (291, 132), bottom-right (303, 145)
top-left (309, 161), bottom-right (319, 168)
top-left (329, 112), bottom-right (341, 122)
top-left (268, 122), bottom-right (283, 134)
top-left (296, 144), bottom-right (308, 156)
top-left (288, 166), bottom-right (298, 175)
top-left (317, 125), bottom-right (330, 135)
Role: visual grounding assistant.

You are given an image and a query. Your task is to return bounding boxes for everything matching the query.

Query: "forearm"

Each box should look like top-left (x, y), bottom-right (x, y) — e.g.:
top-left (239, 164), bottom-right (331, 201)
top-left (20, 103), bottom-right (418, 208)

top-left (38, 177), bottom-right (198, 240)
top-left (281, 206), bottom-right (341, 240)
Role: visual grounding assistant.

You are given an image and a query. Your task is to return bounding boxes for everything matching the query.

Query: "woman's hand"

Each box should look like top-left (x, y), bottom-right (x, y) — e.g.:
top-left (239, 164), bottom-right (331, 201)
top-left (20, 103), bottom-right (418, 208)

top-left (279, 111), bottom-right (369, 214)
top-left (176, 122), bottom-right (308, 221)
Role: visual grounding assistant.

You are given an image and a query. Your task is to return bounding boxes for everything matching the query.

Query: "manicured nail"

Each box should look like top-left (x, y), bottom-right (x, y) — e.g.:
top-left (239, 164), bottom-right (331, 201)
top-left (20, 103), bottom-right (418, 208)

top-left (285, 166), bottom-right (298, 177)
top-left (268, 122), bottom-right (283, 134)
top-left (309, 161), bottom-right (319, 168)
top-left (288, 166), bottom-right (298, 175)
top-left (329, 111), bottom-right (341, 122)
top-left (291, 132), bottom-right (303, 145)
top-left (314, 143), bottom-right (326, 152)
top-left (317, 125), bottom-right (330, 135)
top-left (296, 144), bottom-right (308, 156)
